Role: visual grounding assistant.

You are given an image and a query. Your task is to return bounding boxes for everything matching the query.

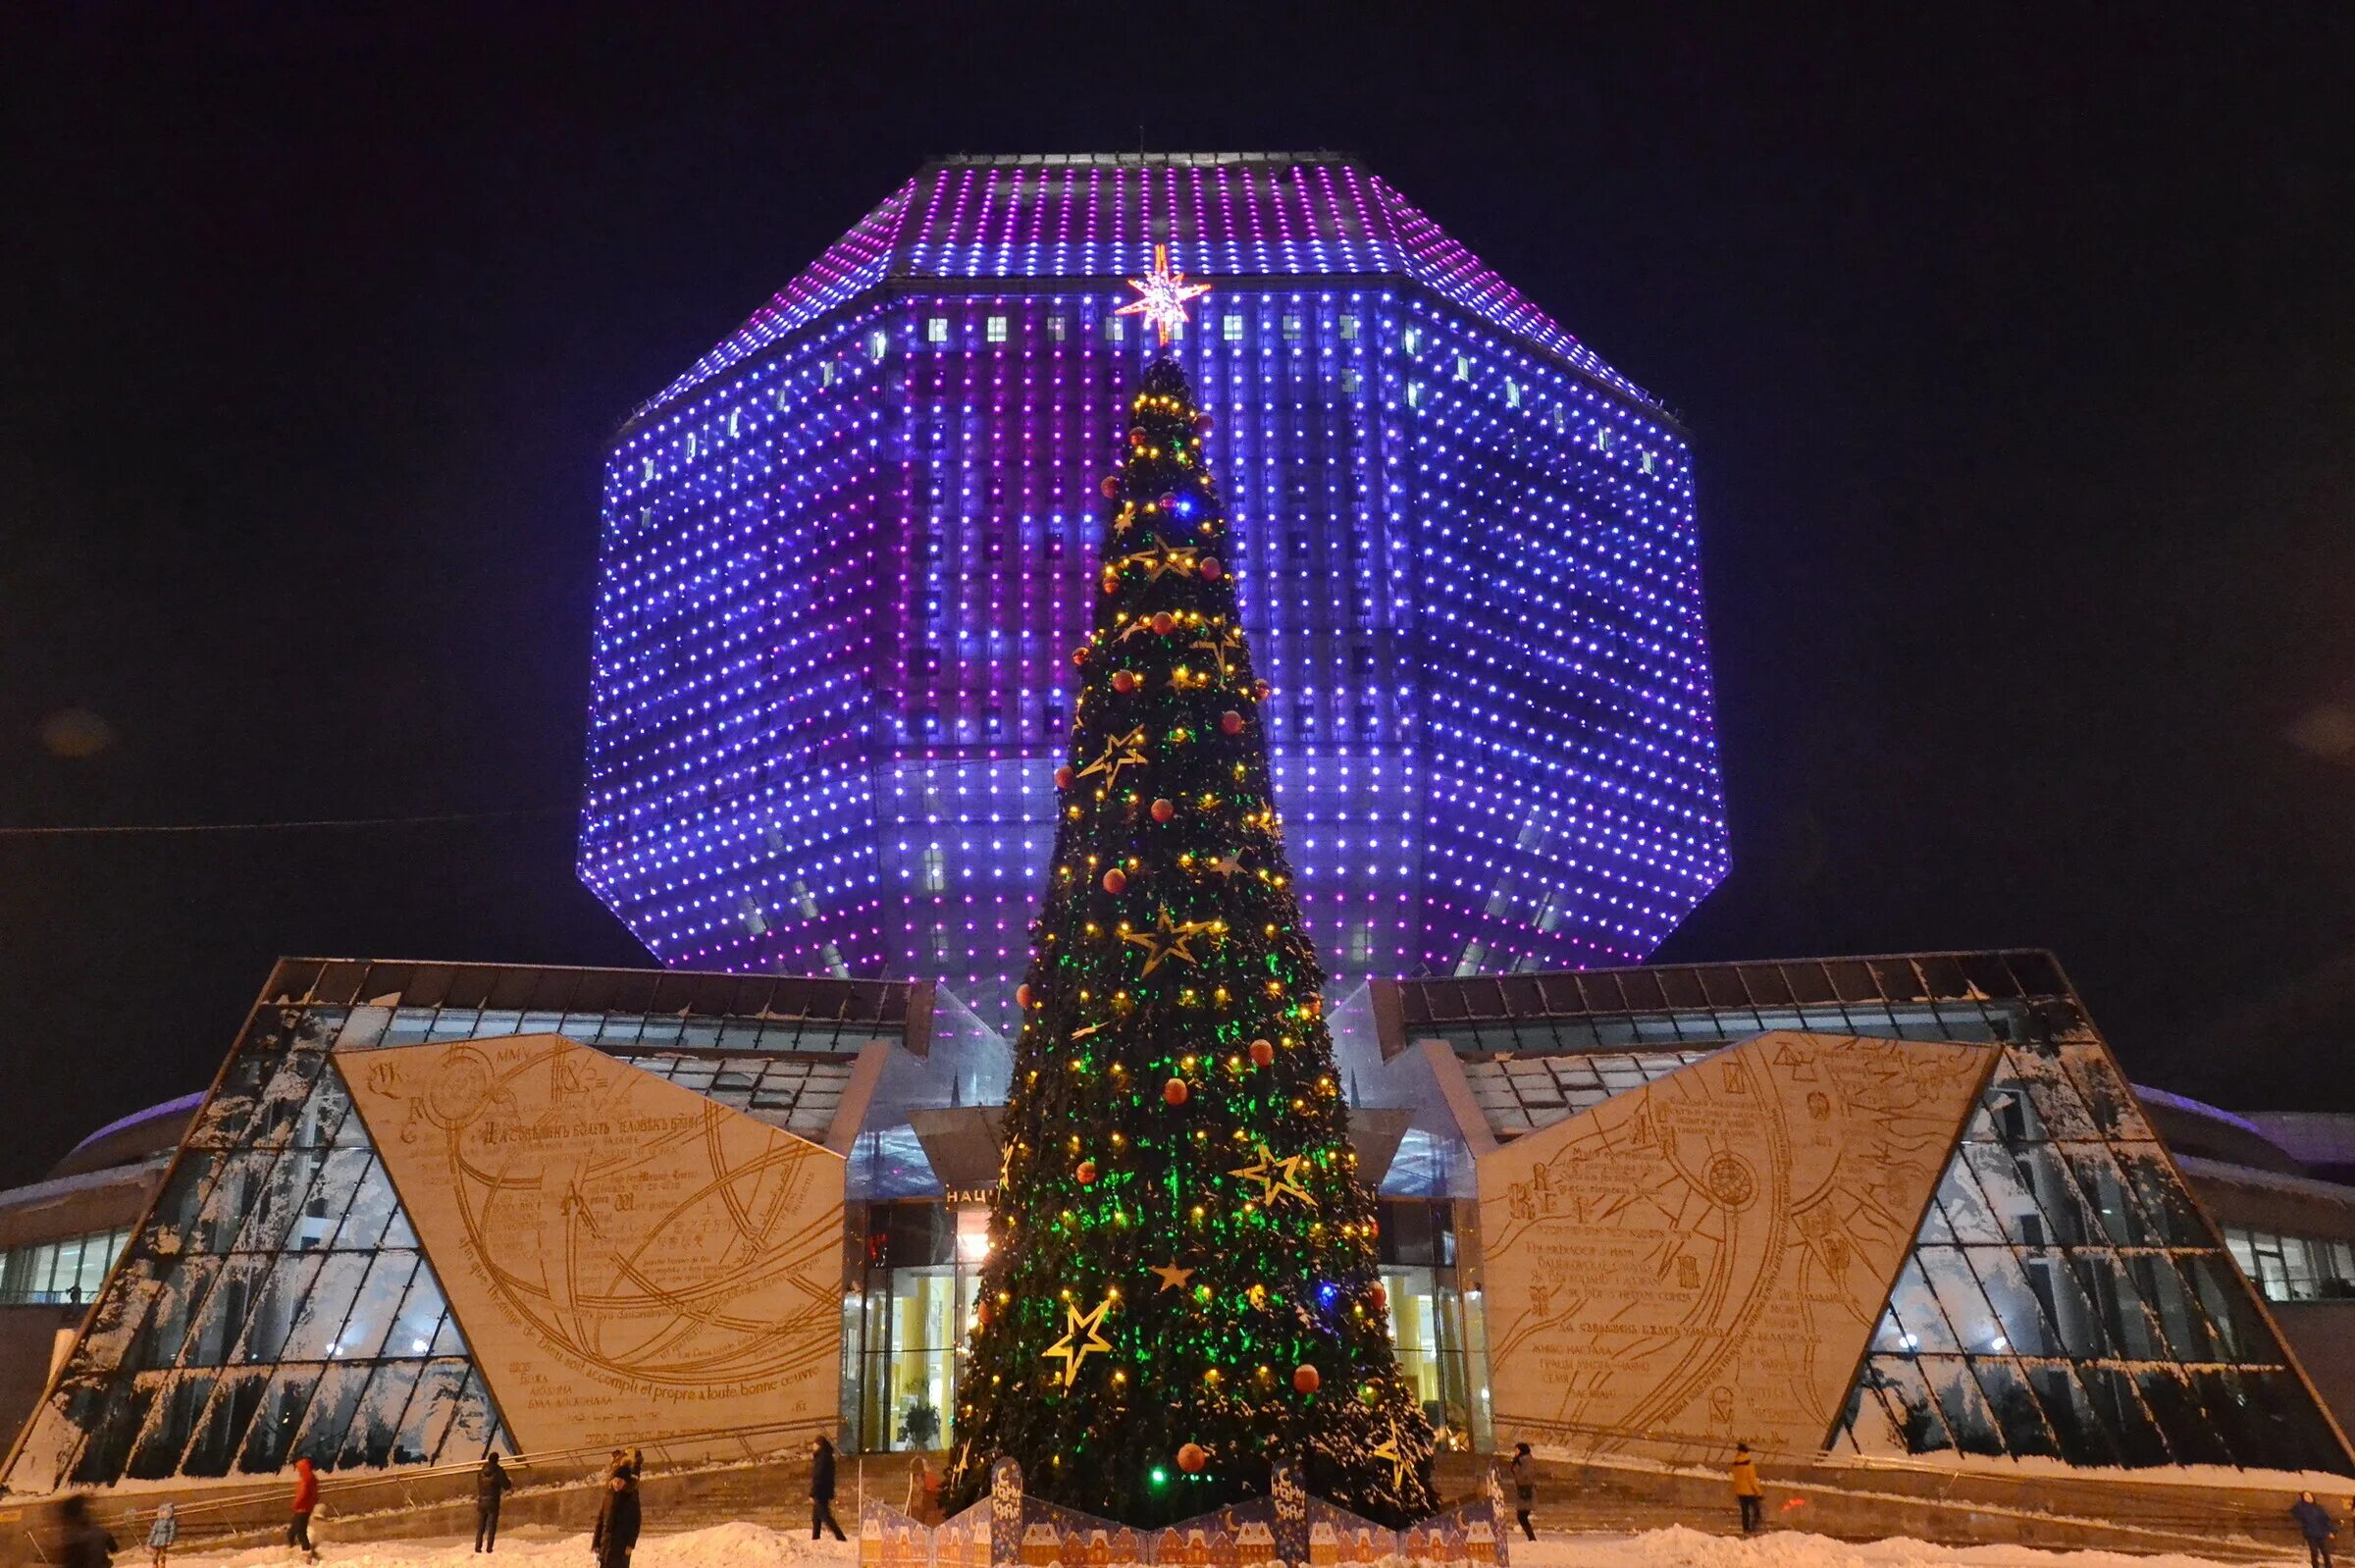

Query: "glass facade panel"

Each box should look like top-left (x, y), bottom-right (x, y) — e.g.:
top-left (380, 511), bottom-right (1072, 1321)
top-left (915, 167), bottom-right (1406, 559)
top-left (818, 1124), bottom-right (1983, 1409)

top-left (1396, 953), bottom-right (2355, 1476)
top-left (845, 1200), bottom-right (969, 1454)
top-left (1858, 1356), bottom-right (1952, 1453)
top-left (12, 1005), bottom-right (509, 1490)
top-left (9, 961), bottom-right (924, 1489)
top-left (1869, 1029), bottom-right (2351, 1473)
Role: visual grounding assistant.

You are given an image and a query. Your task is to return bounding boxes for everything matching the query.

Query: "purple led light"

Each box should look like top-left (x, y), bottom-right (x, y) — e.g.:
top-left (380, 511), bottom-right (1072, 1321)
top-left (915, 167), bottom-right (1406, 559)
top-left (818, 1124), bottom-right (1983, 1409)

top-left (649, 156), bottom-right (1651, 415)
top-left (581, 154), bottom-right (1728, 1033)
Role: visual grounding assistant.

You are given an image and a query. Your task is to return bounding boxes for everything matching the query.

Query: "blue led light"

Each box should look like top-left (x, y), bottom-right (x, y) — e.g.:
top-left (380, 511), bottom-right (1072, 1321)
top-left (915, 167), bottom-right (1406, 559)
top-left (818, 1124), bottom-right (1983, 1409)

top-left (578, 154), bottom-right (1729, 1032)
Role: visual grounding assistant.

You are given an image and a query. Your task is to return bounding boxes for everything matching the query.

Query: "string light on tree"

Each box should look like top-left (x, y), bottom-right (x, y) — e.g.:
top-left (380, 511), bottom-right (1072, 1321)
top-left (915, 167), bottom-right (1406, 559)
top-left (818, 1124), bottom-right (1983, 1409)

top-left (947, 356), bottom-right (1439, 1528)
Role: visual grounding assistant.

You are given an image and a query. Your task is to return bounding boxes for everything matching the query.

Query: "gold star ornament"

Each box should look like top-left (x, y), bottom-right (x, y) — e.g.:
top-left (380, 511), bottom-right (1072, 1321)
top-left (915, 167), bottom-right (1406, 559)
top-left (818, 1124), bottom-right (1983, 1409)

top-left (1121, 908), bottom-right (1219, 976)
top-left (1150, 1262), bottom-right (1195, 1292)
top-left (1075, 727), bottom-right (1150, 793)
top-left (1228, 1142), bottom-right (1314, 1208)
top-left (1042, 1292), bottom-right (1117, 1388)
top-left (1372, 1423), bottom-right (1411, 1488)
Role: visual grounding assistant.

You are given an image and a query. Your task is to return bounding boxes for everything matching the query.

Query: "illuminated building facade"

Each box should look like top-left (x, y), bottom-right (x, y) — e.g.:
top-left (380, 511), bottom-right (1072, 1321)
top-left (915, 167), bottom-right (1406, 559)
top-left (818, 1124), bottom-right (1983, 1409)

top-left (577, 152), bottom-right (1728, 1032)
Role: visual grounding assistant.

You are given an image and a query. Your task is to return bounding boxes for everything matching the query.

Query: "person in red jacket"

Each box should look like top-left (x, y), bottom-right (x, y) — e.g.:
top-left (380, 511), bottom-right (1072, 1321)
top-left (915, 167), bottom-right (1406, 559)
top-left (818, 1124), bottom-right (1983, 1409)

top-left (288, 1457), bottom-right (321, 1561)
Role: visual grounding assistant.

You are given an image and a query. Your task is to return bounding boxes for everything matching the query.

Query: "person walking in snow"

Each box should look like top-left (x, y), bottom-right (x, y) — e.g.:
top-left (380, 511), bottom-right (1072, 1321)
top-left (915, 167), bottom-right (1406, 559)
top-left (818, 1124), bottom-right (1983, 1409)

top-left (2294, 1490), bottom-right (2335, 1568)
top-left (288, 1456), bottom-right (321, 1561)
top-left (1728, 1442), bottom-right (1763, 1535)
top-left (474, 1451), bottom-right (513, 1552)
top-left (592, 1456), bottom-right (641, 1568)
top-left (1508, 1443), bottom-right (1537, 1541)
top-left (811, 1435), bottom-right (847, 1542)
top-left (145, 1500), bottom-right (177, 1566)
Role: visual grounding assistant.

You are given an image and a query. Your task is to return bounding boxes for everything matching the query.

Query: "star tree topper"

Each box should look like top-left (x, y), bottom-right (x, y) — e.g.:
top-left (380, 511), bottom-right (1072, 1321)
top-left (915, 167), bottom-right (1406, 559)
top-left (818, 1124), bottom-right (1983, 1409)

top-left (1118, 243), bottom-right (1212, 344)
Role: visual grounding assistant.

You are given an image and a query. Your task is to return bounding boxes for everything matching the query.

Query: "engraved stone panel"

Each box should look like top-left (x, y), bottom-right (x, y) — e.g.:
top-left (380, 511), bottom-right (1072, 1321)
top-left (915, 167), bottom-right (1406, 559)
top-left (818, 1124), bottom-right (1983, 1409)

top-left (340, 1033), bottom-right (843, 1452)
top-left (1478, 1030), bottom-right (1989, 1459)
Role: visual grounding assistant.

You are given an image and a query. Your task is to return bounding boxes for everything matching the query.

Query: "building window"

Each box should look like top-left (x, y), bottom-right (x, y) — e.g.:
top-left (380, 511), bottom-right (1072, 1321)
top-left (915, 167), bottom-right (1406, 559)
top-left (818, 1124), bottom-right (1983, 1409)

top-left (1106, 317), bottom-right (1125, 342)
top-left (1405, 381), bottom-right (1425, 410)
top-left (868, 330), bottom-right (890, 362)
top-left (1048, 317), bottom-right (1068, 341)
top-left (2225, 1227), bottom-right (2355, 1302)
top-left (0, 1227), bottom-right (131, 1306)
top-left (1282, 315), bottom-right (1303, 340)
top-left (1341, 370), bottom-right (1360, 396)
top-left (1595, 428), bottom-right (1613, 451)
top-left (821, 361), bottom-right (837, 387)
top-left (1339, 315), bottom-right (1359, 340)
top-left (1403, 327), bottom-right (1421, 356)
top-left (1223, 314), bottom-right (1243, 341)
top-left (926, 318), bottom-right (951, 344)
top-left (1453, 353), bottom-right (1472, 383)
top-left (1504, 380), bottom-right (1521, 408)
top-left (985, 316), bottom-right (1008, 343)
top-left (641, 455), bottom-right (655, 480)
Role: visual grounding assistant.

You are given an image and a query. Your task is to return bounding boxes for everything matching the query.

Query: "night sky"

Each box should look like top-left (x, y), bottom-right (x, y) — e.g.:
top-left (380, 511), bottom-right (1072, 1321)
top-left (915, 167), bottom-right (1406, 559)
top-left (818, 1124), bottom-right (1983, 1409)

top-left (5, 6), bottom-right (2350, 1186)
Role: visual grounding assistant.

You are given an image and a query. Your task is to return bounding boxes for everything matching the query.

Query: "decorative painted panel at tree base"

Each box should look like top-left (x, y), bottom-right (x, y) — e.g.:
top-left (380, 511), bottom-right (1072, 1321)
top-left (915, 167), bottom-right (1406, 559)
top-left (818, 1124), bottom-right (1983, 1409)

top-left (340, 1033), bottom-right (843, 1453)
top-left (861, 1459), bottom-right (1505, 1568)
top-left (1478, 1030), bottom-right (1991, 1460)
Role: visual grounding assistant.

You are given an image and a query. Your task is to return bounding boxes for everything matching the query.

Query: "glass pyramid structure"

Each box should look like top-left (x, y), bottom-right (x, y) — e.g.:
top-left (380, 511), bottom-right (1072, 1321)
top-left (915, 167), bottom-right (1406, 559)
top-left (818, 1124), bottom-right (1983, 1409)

top-left (3, 959), bottom-right (924, 1491)
top-left (1382, 950), bottom-right (2355, 1474)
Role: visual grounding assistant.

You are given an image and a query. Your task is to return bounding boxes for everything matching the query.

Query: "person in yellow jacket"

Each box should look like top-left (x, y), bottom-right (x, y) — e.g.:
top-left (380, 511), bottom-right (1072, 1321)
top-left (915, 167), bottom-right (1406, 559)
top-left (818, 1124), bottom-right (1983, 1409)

top-left (1728, 1442), bottom-right (1763, 1534)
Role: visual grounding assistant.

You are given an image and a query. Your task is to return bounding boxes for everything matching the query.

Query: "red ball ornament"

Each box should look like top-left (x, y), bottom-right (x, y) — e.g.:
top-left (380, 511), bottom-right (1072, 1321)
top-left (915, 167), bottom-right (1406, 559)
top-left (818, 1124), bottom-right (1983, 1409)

top-left (1101, 575), bottom-right (1120, 596)
top-left (1164, 1077), bottom-right (1190, 1106)
top-left (1102, 868), bottom-right (1127, 895)
top-left (1150, 798), bottom-right (1176, 823)
top-left (1292, 1364), bottom-right (1322, 1394)
top-left (1200, 557), bottom-right (1224, 581)
top-left (1220, 710), bottom-right (1245, 736)
top-left (1249, 1037), bottom-right (1276, 1068)
top-left (1016, 984), bottom-right (1034, 1009)
top-left (1054, 766), bottom-right (1075, 790)
top-left (1076, 1160), bottom-right (1098, 1185)
top-left (1158, 493), bottom-right (1178, 510)
top-left (1072, 647), bottom-right (1090, 668)
top-left (1129, 427), bottom-right (1148, 446)
top-left (1369, 1281), bottom-right (1387, 1311)
top-left (1150, 611), bottom-right (1176, 636)
top-left (1195, 413), bottom-right (1215, 433)
top-left (1101, 475), bottom-right (1120, 497)
top-left (1253, 679), bottom-right (1272, 701)
top-left (1177, 1443), bottom-right (1208, 1475)
top-left (1112, 670), bottom-right (1138, 694)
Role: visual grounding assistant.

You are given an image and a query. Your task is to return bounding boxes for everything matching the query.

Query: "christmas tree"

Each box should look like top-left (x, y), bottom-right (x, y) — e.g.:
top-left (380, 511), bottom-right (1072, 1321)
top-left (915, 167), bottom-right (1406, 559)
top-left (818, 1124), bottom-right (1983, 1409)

top-left (945, 340), bottom-right (1438, 1528)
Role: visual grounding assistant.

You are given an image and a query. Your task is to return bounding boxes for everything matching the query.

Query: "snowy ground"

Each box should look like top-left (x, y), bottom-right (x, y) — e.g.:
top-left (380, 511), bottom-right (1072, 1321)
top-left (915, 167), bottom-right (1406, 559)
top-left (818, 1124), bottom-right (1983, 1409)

top-left (159, 1524), bottom-right (2300, 1568)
